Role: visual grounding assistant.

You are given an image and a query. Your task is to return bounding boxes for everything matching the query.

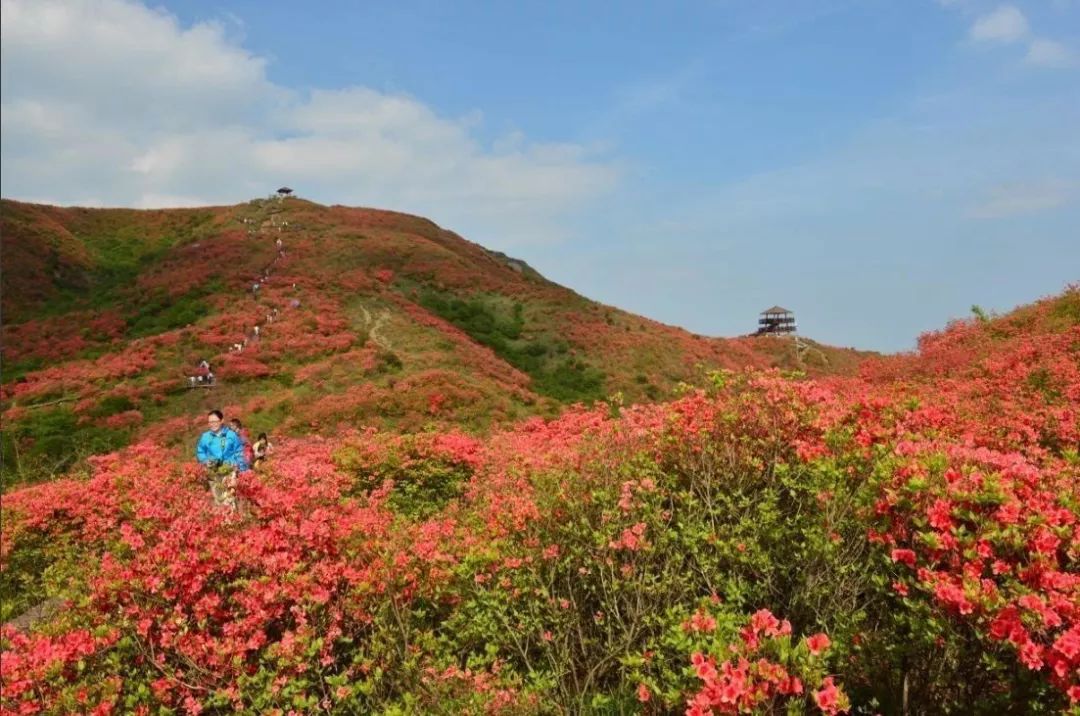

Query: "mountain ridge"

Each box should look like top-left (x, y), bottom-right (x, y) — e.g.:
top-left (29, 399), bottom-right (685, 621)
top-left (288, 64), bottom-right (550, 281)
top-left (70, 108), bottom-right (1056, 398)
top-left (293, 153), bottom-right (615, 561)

top-left (0, 196), bottom-right (869, 486)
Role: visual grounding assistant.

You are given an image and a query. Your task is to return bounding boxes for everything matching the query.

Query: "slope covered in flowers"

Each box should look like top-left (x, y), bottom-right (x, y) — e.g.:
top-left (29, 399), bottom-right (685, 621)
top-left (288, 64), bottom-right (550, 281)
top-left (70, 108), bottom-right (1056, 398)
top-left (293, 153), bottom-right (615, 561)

top-left (1, 286), bottom-right (1077, 714)
top-left (0, 198), bottom-right (865, 488)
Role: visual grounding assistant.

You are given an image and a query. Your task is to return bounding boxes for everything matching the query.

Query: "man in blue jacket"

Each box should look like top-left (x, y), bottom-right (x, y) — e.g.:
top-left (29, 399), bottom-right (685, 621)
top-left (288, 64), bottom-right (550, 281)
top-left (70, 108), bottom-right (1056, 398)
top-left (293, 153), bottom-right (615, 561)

top-left (196, 410), bottom-right (248, 508)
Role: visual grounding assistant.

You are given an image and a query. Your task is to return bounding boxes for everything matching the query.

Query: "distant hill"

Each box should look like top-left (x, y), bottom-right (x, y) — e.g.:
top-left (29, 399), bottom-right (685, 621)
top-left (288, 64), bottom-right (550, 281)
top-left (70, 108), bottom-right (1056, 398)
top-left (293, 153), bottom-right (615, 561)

top-left (0, 197), bottom-right (869, 485)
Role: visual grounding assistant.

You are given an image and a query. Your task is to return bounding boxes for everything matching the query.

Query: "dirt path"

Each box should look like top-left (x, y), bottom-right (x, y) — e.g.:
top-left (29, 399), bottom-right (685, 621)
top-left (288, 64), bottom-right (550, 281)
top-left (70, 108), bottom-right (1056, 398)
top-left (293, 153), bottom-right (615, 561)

top-left (359, 305), bottom-right (393, 350)
top-left (3, 596), bottom-right (63, 633)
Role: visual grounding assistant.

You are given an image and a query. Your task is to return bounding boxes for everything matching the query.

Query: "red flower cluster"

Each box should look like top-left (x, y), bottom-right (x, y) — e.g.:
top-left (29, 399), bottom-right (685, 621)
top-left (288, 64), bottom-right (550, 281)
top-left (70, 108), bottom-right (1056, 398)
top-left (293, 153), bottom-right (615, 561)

top-left (685, 609), bottom-right (844, 715)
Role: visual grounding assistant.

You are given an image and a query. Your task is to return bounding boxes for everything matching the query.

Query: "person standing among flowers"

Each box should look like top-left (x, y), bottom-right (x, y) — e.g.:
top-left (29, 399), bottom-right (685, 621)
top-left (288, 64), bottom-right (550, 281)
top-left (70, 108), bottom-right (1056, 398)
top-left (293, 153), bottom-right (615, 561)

top-left (196, 410), bottom-right (247, 508)
top-left (229, 418), bottom-right (255, 468)
top-left (252, 432), bottom-right (274, 470)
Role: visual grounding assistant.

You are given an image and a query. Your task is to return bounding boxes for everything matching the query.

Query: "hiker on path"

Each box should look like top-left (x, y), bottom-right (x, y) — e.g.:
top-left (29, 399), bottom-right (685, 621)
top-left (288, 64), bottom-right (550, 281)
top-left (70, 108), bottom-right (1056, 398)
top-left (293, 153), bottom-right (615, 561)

top-left (230, 418), bottom-right (255, 468)
top-left (196, 410), bottom-right (248, 508)
top-left (197, 411), bottom-right (247, 470)
top-left (252, 433), bottom-right (274, 470)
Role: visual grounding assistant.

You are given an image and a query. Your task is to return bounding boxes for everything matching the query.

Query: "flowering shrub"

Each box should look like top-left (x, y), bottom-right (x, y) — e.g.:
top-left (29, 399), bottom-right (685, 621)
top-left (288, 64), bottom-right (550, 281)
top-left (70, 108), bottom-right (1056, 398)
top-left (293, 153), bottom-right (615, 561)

top-left (680, 609), bottom-right (847, 715)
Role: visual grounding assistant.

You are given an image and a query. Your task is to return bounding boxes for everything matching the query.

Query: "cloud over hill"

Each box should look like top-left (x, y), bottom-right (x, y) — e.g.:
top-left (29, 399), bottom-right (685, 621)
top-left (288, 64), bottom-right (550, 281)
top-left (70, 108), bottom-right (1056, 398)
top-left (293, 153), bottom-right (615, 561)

top-left (0, 0), bottom-right (618, 247)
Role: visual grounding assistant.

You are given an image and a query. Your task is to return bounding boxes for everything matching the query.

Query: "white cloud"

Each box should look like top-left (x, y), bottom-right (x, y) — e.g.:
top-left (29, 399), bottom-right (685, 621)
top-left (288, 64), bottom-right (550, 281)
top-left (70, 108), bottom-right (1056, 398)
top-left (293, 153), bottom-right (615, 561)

top-left (969, 5), bottom-right (1029, 43)
top-left (961, 4), bottom-right (1076, 71)
top-left (966, 180), bottom-right (1075, 218)
top-left (0, 0), bottom-right (618, 248)
top-left (1025, 38), bottom-right (1077, 68)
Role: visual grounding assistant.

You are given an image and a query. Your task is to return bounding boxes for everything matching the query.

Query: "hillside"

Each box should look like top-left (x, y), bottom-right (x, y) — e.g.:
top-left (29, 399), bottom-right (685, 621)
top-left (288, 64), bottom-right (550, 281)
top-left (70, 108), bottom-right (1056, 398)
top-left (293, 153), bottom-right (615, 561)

top-left (0, 197), bottom-right (866, 487)
top-left (1, 285), bottom-right (1076, 713)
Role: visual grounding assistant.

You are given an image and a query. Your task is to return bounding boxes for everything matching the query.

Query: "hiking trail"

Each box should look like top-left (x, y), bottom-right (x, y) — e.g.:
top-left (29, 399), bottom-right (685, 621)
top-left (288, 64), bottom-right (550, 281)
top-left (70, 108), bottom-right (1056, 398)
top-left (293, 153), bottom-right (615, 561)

top-left (359, 305), bottom-right (393, 350)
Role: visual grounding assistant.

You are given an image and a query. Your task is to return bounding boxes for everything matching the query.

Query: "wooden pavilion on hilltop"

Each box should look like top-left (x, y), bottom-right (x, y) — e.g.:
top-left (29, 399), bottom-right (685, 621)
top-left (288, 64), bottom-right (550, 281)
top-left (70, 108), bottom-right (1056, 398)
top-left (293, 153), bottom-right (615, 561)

top-left (755, 306), bottom-right (797, 335)
top-left (276, 187), bottom-right (293, 198)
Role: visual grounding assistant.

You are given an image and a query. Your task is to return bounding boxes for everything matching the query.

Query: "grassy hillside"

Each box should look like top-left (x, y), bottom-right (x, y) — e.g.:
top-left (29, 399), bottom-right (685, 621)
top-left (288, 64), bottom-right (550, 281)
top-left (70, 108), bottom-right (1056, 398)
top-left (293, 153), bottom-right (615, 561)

top-left (1, 286), bottom-right (1076, 713)
top-left (1, 197), bottom-right (868, 487)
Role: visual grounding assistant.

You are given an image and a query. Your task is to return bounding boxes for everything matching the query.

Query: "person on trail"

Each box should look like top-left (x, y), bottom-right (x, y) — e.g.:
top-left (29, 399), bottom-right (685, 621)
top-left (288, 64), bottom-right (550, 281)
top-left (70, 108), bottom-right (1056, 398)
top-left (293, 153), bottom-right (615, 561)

top-left (230, 418), bottom-right (255, 468)
top-left (252, 433), bottom-right (274, 469)
top-left (252, 282), bottom-right (260, 295)
top-left (196, 410), bottom-right (248, 508)
top-left (206, 371), bottom-right (215, 385)
top-left (197, 411), bottom-right (247, 470)
top-left (189, 376), bottom-right (197, 388)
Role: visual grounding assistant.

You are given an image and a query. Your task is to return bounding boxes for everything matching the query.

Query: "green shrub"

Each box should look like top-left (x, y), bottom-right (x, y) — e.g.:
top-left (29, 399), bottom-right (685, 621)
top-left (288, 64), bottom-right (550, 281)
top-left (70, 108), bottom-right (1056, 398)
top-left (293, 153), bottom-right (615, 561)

top-left (90, 394), bottom-right (137, 417)
top-left (0, 357), bottom-right (44, 384)
top-left (337, 441), bottom-right (474, 520)
top-left (420, 291), bottom-right (606, 403)
top-left (125, 288), bottom-right (212, 338)
top-left (0, 408), bottom-right (130, 489)
top-left (532, 359), bottom-right (605, 403)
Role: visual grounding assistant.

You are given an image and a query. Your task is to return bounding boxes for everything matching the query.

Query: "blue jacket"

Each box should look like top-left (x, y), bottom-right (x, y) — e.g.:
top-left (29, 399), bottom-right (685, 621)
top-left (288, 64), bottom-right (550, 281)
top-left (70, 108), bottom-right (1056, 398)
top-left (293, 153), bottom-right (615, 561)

top-left (196, 427), bottom-right (248, 470)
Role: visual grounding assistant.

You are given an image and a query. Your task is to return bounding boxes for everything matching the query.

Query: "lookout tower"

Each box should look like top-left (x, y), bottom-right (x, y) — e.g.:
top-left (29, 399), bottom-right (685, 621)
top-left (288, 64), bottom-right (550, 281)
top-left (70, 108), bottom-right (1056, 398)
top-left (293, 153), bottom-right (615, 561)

top-left (276, 187), bottom-right (293, 199)
top-left (756, 306), bottom-right (796, 335)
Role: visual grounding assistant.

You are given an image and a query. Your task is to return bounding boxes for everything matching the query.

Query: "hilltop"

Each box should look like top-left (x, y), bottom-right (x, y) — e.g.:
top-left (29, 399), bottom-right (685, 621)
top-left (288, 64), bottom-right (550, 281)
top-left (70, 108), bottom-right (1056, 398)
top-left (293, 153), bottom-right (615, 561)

top-left (0, 196), bottom-right (866, 486)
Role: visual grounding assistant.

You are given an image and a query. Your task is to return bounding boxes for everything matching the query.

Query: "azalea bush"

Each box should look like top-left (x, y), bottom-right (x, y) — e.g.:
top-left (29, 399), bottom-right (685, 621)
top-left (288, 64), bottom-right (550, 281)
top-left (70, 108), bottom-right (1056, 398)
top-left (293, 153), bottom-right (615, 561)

top-left (2, 285), bottom-right (1078, 714)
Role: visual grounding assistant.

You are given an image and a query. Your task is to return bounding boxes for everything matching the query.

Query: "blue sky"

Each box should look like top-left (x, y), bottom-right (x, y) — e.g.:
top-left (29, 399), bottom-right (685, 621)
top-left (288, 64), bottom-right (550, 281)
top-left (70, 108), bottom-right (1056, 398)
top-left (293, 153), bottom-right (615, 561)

top-left (2, 1), bottom-right (1078, 350)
